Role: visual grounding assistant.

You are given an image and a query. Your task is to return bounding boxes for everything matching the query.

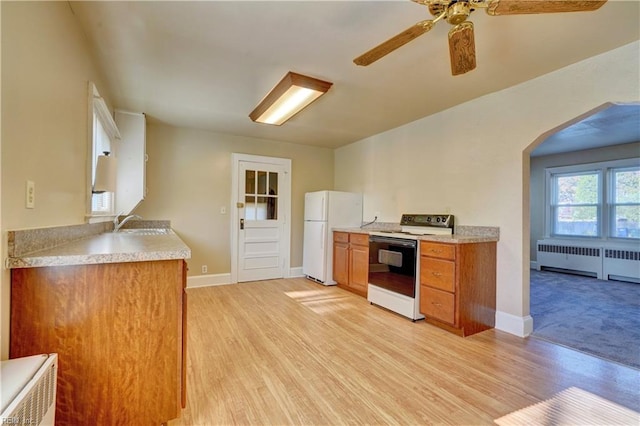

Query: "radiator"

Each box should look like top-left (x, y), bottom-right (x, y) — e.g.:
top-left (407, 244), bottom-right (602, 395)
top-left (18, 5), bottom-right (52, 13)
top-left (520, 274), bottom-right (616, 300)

top-left (536, 240), bottom-right (603, 279)
top-left (603, 248), bottom-right (640, 283)
top-left (0, 353), bottom-right (58, 425)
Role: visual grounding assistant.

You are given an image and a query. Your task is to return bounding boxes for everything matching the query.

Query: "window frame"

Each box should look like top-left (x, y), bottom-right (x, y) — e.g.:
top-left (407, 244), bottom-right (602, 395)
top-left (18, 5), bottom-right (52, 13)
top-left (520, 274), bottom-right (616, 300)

top-left (86, 82), bottom-right (120, 222)
top-left (609, 166), bottom-right (640, 239)
top-left (545, 158), bottom-right (639, 241)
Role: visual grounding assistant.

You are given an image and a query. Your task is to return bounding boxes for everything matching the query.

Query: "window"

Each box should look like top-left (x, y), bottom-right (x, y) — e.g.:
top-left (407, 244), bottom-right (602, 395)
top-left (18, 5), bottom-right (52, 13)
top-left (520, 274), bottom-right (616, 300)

top-left (88, 82), bottom-right (120, 218)
top-left (244, 169), bottom-right (278, 220)
top-left (551, 171), bottom-right (601, 237)
top-left (546, 159), bottom-right (639, 240)
top-left (611, 167), bottom-right (640, 238)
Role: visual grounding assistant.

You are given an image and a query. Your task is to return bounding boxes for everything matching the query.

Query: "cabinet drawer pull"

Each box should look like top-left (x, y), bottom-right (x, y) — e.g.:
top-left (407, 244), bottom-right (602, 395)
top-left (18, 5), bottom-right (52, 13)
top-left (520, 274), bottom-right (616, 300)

top-left (431, 272), bottom-right (442, 277)
top-left (431, 302), bottom-right (442, 307)
top-left (430, 249), bottom-right (442, 254)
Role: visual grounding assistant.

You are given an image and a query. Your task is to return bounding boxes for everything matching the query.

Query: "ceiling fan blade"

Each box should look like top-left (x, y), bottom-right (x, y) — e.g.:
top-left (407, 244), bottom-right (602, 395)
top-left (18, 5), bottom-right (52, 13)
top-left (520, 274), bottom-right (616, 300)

top-left (448, 22), bottom-right (476, 76)
top-left (354, 20), bottom-right (435, 66)
top-left (486, 0), bottom-right (607, 16)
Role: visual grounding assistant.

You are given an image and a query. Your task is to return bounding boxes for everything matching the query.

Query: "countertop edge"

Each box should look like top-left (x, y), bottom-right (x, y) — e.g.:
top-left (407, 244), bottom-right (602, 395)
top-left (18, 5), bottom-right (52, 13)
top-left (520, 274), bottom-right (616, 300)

top-left (7, 250), bottom-right (192, 269)
top-left (332, 227), bottom-right (499, 243)
top-left (6, 230), bottom-right (192, 269)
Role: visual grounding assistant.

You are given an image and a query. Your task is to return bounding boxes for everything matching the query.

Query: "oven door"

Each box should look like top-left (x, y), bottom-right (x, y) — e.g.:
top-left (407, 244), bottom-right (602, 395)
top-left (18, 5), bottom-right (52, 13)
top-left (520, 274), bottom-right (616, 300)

top-left (368, 236), bottom-right (417, 297)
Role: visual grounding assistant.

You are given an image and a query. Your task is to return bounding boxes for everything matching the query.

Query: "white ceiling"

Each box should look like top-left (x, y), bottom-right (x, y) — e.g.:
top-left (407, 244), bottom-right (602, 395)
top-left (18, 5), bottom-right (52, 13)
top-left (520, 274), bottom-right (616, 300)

top-left (69, 1), bottom-right (640, 150)
top-left (532, 103), bottom-right (640, 156)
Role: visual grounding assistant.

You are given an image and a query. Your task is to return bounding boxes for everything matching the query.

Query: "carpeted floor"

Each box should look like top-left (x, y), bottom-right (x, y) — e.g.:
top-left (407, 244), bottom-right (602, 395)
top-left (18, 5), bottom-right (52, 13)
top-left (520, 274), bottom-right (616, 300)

top-left (530, 269), bottom-right (640, 369)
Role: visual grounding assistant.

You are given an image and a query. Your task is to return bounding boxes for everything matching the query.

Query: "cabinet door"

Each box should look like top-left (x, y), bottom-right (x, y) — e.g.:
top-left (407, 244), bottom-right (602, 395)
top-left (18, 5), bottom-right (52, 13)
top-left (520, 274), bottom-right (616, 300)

top-left (333, 241), bottom-right (349, 285)
top-left (349, 243), bottom-right (369, 294)
top-left (115, 110), bottom-right (146, 215)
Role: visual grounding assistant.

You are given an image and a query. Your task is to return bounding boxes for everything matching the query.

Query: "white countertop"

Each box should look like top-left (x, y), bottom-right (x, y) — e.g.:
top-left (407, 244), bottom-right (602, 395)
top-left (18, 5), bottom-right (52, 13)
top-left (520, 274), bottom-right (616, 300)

top-left (7, 229), bottom-right (191, 269)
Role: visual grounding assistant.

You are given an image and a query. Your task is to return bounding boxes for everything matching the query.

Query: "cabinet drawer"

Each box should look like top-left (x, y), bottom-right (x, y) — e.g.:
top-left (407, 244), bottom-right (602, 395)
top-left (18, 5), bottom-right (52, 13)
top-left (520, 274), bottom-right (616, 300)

top-left (420, 286), bottom-right (455, 325)
top-left (349, 233), bottom-right (369, 246)
top-left (421, 241), bottom-right (455, 260)
top-left (420, 258), bottom-right (455, 292)
top-left (334, 232), bottom-right (349, 243)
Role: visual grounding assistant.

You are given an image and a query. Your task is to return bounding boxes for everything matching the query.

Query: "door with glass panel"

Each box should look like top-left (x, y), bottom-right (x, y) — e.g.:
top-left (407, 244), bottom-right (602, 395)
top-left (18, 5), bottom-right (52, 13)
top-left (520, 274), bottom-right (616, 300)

top-left (238, 161), bottom-right (286, 281)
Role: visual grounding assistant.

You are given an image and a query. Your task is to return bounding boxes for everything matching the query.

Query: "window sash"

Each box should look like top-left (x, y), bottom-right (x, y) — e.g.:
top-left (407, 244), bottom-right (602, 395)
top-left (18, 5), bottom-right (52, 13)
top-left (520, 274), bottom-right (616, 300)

top-left (609, 166), bottom-right (640, 239)
top-left (550, 170), bottom-right (601, 238)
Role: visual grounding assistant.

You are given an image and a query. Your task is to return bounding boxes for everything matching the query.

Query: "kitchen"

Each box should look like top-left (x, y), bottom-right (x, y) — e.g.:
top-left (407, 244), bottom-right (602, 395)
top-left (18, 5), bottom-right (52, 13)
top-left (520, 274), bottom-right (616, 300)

top-left (1, 1), bottom-right (639, 424)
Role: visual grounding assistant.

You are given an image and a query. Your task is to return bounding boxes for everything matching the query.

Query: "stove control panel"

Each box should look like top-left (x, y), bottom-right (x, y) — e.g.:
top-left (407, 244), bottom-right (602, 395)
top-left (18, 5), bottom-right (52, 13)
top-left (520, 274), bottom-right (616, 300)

top-left (400, 214), bottom-right (454, 228)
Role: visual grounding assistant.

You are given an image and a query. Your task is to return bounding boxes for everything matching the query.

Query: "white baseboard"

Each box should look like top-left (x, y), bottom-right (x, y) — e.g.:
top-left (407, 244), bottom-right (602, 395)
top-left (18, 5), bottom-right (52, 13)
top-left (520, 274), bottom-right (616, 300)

top-left (188, 269), bottom-right (304, 288)
top-left (289, 266), bottom-right (304, 277)
top-left (187, 273), bottom-right (232, 288)
top-left (495, 311), bottom-right (534, 337)
top-left (530, 261), bottom-right (538, 270)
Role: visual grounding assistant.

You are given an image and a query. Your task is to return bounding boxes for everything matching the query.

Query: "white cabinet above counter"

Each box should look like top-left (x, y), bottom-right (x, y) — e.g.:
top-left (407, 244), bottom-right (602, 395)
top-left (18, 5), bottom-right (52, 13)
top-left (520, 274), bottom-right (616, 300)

top-left (115, 110), bottom-right (146, 215)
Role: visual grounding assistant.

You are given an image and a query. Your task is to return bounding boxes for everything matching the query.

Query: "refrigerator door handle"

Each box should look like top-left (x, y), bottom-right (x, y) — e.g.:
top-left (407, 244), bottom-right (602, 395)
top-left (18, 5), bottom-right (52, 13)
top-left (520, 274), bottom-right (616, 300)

top-left (320, 223), bottom-right (325, 250)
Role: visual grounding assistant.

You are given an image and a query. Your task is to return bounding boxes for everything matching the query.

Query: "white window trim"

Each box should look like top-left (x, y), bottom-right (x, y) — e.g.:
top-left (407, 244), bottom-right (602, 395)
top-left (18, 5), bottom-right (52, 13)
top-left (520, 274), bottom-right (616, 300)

top-left (86, 82), bottom-right (120, 222)
top-left (544, 157), bottom-right (640, 241)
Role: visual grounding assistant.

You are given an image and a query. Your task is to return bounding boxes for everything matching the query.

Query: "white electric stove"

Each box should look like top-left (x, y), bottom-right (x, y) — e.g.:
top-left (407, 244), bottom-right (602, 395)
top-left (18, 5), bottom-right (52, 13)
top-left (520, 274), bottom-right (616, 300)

top-left (368, 214), bottom-right (454, 320)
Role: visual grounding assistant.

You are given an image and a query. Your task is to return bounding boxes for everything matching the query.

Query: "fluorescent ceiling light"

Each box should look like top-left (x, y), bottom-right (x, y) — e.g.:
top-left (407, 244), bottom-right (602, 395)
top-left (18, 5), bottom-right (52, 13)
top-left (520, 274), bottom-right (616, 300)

top-left (250, 72), bottom-right (333, 126)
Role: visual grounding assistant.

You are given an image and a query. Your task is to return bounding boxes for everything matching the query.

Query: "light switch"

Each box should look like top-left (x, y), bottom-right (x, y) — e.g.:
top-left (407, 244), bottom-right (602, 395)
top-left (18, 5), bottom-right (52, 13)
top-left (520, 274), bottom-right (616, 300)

top-left (26, 180), bottom-right (35, 209)
top-left (220, 206), bottom-right (227, 214)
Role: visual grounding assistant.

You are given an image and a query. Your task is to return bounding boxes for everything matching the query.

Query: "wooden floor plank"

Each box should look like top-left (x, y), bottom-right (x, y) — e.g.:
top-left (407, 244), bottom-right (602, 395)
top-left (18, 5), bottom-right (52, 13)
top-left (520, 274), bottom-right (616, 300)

top-left (171, 278), bottom-right (640, 425)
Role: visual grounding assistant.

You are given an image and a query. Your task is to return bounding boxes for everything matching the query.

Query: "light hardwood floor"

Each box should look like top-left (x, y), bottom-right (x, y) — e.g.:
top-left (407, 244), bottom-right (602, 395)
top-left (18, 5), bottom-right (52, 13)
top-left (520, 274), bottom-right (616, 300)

top-left (171, 277), bottom-right (639, 425)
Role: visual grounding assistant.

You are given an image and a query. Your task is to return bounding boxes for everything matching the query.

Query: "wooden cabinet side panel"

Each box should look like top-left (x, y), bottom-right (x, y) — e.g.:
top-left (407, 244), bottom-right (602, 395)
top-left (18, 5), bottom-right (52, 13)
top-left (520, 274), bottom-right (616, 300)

top-left (181, 260), bottom-right (188, 409)
top-left (349, 243), bottom-right (369, 297)
top-left (10, 260), bottom-right (183, 425)
top-left (457, 243), bottom-right (497, 335)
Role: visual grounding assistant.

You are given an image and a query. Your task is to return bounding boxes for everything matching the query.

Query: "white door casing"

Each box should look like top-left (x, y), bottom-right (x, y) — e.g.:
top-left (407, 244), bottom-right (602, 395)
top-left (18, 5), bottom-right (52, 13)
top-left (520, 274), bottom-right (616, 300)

top-left (231, 154), bottom-right (291, 283)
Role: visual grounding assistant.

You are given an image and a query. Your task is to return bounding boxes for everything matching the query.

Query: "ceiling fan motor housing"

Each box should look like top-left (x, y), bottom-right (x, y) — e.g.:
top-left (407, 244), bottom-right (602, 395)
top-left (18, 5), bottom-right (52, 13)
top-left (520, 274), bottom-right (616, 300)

top-left (447, 2), bottom-right (471, 25)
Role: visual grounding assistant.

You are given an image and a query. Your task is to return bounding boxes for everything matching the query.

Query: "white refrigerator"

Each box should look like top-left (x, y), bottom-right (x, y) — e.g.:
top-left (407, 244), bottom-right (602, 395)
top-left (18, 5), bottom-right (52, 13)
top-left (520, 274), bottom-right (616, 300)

top-left (303, 190), bottom-right (363, 285)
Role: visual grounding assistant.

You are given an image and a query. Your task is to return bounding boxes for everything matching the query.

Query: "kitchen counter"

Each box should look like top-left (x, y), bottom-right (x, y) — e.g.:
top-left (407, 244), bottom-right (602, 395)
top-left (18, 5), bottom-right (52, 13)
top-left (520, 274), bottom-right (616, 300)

top-left (333, 227), bottom-right (499, 244)
top-left (6, 228), bottom-right (191, 269)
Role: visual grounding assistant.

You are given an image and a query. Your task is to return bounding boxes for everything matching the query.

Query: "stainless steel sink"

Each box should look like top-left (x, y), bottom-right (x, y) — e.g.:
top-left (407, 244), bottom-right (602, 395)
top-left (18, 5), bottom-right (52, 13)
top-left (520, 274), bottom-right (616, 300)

top-left (115, 228), bottom-right (172, 236)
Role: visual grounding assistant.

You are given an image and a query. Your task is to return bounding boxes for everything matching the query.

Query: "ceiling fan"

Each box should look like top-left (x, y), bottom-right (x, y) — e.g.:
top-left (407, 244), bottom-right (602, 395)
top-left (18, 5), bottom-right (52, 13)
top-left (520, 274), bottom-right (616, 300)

top-left (353, 0), bottom-right (607, 75)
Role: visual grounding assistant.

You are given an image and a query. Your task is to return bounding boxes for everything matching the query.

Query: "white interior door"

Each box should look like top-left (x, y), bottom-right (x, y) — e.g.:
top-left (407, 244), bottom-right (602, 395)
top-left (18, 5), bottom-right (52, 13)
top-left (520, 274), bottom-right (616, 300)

top-left (236, 158), bottom-right (290, 282)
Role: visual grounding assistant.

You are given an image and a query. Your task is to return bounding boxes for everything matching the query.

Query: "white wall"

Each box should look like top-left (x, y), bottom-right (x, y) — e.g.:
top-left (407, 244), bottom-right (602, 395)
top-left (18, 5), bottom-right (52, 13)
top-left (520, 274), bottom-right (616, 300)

top-left (335, 41), bottom-right (640, 336)
top-left (134, 122), bottom-right (334, 279)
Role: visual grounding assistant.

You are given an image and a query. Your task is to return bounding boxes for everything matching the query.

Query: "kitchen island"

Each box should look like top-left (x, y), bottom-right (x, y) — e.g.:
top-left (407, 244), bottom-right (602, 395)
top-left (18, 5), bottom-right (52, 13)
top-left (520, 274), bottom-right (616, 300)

top-left (7, 224), bottom-right (190, 425)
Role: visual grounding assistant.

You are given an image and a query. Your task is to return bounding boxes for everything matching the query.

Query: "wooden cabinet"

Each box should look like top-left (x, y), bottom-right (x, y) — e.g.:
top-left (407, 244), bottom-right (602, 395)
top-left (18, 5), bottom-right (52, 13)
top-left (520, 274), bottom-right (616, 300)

top-left (333, 232), bottom-right (369, 297)
top-left (10, 259), bottom-right (187, 425)
top-left (419, 241), bottom-right (496, 337)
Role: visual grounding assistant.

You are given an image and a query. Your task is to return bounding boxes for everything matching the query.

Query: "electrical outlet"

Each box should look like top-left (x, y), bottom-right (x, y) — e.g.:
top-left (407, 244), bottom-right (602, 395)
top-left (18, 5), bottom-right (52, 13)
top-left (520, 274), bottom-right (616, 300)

top-left (26, 180), bottom-right (35, 209)
top-left (202, 265), bottom-right (208, 274)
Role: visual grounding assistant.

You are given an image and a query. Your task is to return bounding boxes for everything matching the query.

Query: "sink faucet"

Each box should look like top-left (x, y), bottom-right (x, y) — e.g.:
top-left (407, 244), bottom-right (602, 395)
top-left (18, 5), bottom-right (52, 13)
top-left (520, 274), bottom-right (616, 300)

top-left (113, 213), bottom-right (142, 232)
